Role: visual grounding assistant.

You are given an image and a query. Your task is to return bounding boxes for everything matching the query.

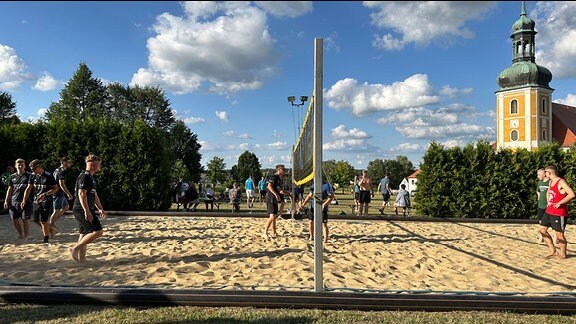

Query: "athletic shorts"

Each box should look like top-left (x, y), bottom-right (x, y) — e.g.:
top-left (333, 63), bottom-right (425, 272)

top-left (540, 212), bottom-right (567, 232)
top-left (359, 190), bottom-right (371, 203)
top-left (246, 189), bottom-right (255, 198)
top-left (32, 201), bottom-right (53, 222)
top-left (382, 193), bottom-right (390, 202)
top-left (354, 192), bottom-right (359, 201)
top-left (53, 196), bottom-right (69, 209)
top-left (73, 207), bottom-right (103, 234)
top-left (9, 201), bottom-right (32, 220)
top-left (267, 202), bottom-right (279, 215)
top-left (537, 208), bottom-right (546, 222)
top-left (260, 190), bottom-right (267, 197)
top-left (308, 207), bottom-right (328, 223)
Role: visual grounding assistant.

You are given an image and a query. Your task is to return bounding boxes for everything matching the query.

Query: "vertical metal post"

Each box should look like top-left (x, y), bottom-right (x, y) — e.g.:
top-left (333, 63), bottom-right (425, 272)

top-left (313, 38), bottom-right (324, 292)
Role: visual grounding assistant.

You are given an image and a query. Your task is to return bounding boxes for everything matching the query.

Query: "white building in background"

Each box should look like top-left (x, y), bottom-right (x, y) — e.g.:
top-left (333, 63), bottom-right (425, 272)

top-left (400, 169), bottom-right (420, 195)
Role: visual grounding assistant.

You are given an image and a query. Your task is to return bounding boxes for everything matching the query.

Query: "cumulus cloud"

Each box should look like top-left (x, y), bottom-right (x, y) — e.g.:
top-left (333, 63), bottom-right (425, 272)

top-left (364, 1), bottom-right (497, 50)
top-left (224, 130), bottom-right (251, 139)
top-left (0, 44), bottom-right (29, 90)
top-left (377, 105), bottom-right (490, 140)
top-left (532, 2), bottom-right (576, 79)
top-left (325, 74), bottom-right (439, 116)
top-left (555, 94), bottom-right (576, 107)
top-left (182, 116), bottom-right (205, 124)
top-left (330, 124), bottom-right (371, 139)
top-left (254, 1), bottom-right (313, 18)
top-left (215, 110), bottom-right (228, 122)
top-left (32, 72), bottom-right (61, 91)
top-left (390, 142), bottom-right (422, 153)
top-left (439, 85), bottom-right (473, 98)
top-left (131, 2), bottom-right (280, 95)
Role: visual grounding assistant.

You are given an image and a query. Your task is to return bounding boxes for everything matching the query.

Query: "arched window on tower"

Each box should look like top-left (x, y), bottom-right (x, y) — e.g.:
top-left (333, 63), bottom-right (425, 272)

top-left (541, 98), bottom-right (547, 114)
top-left (542, 129), bottom-right (547, 141)
top-left (511, 130), bottom-right (519, 141)
top-left (510, 99), bottom-right (518, 114)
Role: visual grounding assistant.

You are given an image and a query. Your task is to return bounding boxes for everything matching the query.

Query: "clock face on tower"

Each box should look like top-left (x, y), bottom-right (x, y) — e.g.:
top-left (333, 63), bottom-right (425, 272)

top-left (510, 119), bottom-right (519, 128)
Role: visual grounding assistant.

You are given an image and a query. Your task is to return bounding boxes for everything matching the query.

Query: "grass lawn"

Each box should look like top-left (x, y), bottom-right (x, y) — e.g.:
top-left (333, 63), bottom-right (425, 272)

top-left (1, 303), bottom-right (574, 323)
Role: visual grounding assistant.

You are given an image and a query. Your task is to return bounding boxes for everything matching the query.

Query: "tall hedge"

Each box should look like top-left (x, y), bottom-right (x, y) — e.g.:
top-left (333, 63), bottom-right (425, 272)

top-left (1, 119), bottom-right (173, 211)
top-left (417, 141), bottom-right (576, 219)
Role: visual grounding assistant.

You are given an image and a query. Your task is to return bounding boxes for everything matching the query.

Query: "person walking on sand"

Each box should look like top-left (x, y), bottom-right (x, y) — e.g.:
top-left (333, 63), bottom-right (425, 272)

top-left (263, 164), bottom-right (289, 240)
top-left (539, 165), bottom-right (575, 259)
top-left (49, 156), bottom-right (74, 236)
top-left (29, 159), bottom-right (58, 244)
top-left (535, 168), bottom-right (550, 243)
top-left (3, 158), bottom-right (34, 242)
top-left (70, 154), bottom-right (107, 263)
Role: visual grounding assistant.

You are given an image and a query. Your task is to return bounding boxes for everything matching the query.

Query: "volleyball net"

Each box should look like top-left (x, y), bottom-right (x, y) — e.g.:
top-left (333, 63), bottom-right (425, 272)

top-left (292, 96), bottom-right (314, 186)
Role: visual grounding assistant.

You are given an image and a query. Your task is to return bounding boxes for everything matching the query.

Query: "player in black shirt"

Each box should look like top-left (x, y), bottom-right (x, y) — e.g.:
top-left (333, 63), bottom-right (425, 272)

top-left (29, 159), bottom-right (58, 243)
top-left (70, 154), bottom-right (107, 263)
top-left (3, 158), bottom-right (34, 241)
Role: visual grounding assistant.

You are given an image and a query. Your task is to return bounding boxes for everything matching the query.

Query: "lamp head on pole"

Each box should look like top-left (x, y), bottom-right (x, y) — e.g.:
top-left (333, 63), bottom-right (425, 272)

top-left (287, 95), bottom-right (308, 107)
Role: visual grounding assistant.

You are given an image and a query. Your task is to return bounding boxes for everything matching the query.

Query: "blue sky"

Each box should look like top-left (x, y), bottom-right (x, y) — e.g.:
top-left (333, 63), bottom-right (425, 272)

top-left (1, 1), bottom-right (576, 170)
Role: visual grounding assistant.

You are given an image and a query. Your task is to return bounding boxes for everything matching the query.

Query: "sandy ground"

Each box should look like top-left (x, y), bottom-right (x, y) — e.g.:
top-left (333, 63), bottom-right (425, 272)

top-left (0, 213), bottom-right (575, 295)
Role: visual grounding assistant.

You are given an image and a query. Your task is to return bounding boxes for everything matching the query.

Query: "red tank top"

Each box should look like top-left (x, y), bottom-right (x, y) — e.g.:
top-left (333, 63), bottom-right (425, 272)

top-left (545, 178), bottom-right (569, 217)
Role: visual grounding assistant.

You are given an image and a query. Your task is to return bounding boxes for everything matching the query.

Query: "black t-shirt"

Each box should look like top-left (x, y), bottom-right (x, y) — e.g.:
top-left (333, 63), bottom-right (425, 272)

top-left (9, 172), bottom-right (33, 203)
top-left (32, 170), bottom-right (57, 203)
top-left (53, 166), bottom-right (67, 197)
top-left (266, 174), bottom-right (284, 203)
top-left (73, 171), bottom-right (97, 210)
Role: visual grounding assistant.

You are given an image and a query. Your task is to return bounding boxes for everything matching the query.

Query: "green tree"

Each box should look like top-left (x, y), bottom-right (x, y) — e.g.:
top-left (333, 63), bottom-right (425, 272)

top-left (206, 156), bottom-right (227, 186)
top-left (0, 91), bottom-right (20, 124)
top-left (330, 160), bottom-right (356, 187)
top-left (45, 62), bottom-right (107, 122)
top-left (169, 120), bottom-right (203, 183)
top-left (235, 151), bottom-right (262, 185)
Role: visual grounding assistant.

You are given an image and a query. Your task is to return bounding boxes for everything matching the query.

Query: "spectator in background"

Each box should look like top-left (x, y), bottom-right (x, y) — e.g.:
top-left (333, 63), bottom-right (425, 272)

top-left (377, 174), bottom-right (392, 215)
top-left (204, 185), bottom-right (215, 211)
top-left (245, 175), bottom-right (255, 209)
top-left (394, 184), bottom-right (411, 216)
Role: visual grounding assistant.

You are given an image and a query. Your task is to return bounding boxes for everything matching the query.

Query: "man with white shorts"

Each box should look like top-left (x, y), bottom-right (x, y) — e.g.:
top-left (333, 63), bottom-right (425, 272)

top-left (245, 175), bottom-right (256, 209)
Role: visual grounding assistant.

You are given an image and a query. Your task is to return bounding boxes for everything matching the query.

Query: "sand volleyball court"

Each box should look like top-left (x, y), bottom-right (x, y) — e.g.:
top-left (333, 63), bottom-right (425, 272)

top-left (0, 214), bottom-right (575, 295)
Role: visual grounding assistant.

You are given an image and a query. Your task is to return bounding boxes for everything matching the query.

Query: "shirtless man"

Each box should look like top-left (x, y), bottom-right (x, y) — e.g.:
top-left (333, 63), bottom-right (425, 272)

top-left (358, 170), bottom-right (374, 216)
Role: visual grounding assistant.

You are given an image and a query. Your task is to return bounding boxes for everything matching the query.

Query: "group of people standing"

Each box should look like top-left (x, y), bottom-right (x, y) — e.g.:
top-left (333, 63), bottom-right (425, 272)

top-left (2, 154), bottom-right (107, 263)
top-left (352, 171), bottom-right (411, 216)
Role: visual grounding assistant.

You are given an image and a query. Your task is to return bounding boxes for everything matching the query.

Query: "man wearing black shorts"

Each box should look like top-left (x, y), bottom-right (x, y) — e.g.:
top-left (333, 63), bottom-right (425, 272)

top-left (50, 157), bottom-right (74, 236)
top-left (29, 159), bottom-right (58, 244)
top-left (263, 164), bottom-right (290, 240)
top-left (3, 158), bottom-right (34, 242)
top-left (300, 181), bottom-right (335, 243)
top-left (70, 154), bottom-right (107, 263)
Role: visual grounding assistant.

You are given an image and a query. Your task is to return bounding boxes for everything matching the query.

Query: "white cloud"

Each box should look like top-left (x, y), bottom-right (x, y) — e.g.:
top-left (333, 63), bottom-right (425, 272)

top-left (131, 2), bottom-right (280, 95)
top-left (364, 1), bottom-right (497, 50)
top-left (254, 1), bottom-right (312, 18)
top-left (183, 116), bottom-right (205, 124)
top-left (323, 139), bottom-right (374, 151)
top-left (396, 123), bottom-right (485, 139)
top-left (224, 130), bottom-right (251, 139)
top-left (32, 72), bottom-right (61, 91)
top-left (439, 85), bottom-right (473, 98)
top-left (390, 143), bottom-right (422, 153)
top-left (215, 110), bottom-right (228, 122)
top-left (266, 141), bottom-right (288, 150)
top-left (0, 44), bottom-right (28, 90)
top-left (555, 94), bottom-right (576, 107)
top-left (532, 2), bottom-right (576, 79)
top-left (330, 124), bottom-right (371, 139)
top-left (325, 74), bottom-right (440, 116)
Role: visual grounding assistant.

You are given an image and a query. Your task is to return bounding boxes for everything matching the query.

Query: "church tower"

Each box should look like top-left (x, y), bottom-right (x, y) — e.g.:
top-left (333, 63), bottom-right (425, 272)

top-left (495, 1), bottom-right (553, 151)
